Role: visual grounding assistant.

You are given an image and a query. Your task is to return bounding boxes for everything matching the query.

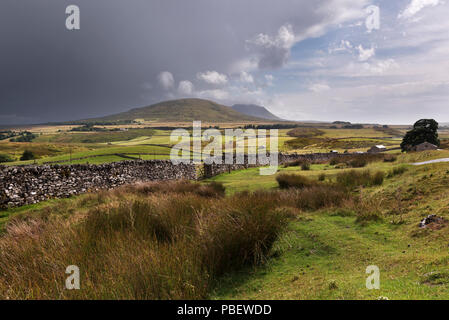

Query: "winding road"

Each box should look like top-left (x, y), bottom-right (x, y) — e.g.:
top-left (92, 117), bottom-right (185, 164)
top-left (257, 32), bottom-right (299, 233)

top-left (412, 158), bottom-right (449, 166)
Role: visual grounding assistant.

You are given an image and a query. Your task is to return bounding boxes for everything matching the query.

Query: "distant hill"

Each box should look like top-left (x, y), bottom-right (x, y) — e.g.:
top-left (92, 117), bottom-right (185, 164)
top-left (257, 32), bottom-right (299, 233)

top-left (78, 99), bottom-right (266, 123)
top-left (232, 104), bottom-right (282, 121)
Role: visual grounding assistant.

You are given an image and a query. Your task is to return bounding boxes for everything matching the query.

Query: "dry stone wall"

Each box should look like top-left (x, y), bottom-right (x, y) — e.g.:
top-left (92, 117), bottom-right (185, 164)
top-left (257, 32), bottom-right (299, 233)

top-left (203, 152), bottom-right (352, 178)
top-left (278, 152), bottom-right (354, 164)
top-left (0, 152), bottom-right (355, 209)
top-left (0, 160), bottom-right (196, 209)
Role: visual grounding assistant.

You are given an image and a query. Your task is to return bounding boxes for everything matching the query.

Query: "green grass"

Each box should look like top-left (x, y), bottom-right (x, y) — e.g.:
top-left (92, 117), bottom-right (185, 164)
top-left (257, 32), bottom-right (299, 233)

top-left (213, 213), bottom-right (449, 299)
top-left (0, 141), bottom-right (99, 161)
top-left (33, 128), bottom-right (157, 144)
top-left (6, 145), bottom-right (174, 165)
top-left (3, 123), bottom-right (449, 300)
top-left (0, 195), bottom-right (85, 232)
top-left (205, 151), bottom-right (449, 299)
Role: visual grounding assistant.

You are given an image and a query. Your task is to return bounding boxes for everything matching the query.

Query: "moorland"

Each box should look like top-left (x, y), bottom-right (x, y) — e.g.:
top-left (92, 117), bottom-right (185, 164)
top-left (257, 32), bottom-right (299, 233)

top-left (1, 98), bottom-right (449, 300)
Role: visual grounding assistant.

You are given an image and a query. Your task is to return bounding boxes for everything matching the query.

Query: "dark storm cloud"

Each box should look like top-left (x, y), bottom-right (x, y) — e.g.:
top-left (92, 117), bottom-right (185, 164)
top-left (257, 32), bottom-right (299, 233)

top-left (0, 0), bottom-right (366, 124)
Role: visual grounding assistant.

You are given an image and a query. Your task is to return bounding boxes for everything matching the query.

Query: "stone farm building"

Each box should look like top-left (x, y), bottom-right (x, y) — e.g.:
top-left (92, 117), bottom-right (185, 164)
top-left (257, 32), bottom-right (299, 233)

top-left (412, 142), bottom-right (438, 152)
top-left (368, 145), bottom-right (387, 153)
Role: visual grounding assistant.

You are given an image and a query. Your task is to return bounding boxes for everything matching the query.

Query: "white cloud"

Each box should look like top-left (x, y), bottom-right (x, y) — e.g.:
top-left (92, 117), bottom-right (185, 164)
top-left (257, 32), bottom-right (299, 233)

top-left (197, 71), bottom-right (228, 85)
top-left (357, 45), bottom-right (375, 61)
top-left (247, 24), bottom-right (296, 69)
top-left (157, 71), bottom-right (175, 90)
top-left (329, 40), bottom-right (353, 54)
top-left (197, 89), bottom-right (230, 100)
top-left (264, 74), bottom-right (274, 86)
top-left (361, 59), bottom-right (399, 75)
top-left (228, 58), bottom-right (258, 74)
top-left (308, 83), bottom-right (330, 93)
top-left (398, 0), bottom-right (441, 19)
top-left (178, 80), bottom-right (194, 95)
top-left (239, 71), bottom-right (254, 83)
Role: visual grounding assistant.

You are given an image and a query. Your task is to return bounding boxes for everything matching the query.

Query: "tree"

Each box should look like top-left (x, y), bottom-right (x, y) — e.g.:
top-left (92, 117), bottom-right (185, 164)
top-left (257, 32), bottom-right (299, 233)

top-left (20, 150), bottom-right (36, 161)
top-left (401, 119), bottom-right (440, 152)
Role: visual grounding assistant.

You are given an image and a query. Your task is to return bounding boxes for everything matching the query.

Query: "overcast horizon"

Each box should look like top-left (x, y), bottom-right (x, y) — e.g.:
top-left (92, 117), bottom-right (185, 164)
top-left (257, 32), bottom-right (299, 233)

top-left (1, 0), bottom-right (449, 126)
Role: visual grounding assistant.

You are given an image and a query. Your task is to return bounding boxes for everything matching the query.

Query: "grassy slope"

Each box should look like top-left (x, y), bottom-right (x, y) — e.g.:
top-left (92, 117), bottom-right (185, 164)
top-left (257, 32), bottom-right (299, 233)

top-left (81, 99), bottom-right (265, 123)
top-left (207, 151), bottom-right (449, 299)
top-left (1, 150), bottom-right (449, 299)
top-left (0, 141), bottom-right (100, 160)
top-left (6, 145), bottom-right (173, 165)
top-left (33, 128), bottom-right (156, 144)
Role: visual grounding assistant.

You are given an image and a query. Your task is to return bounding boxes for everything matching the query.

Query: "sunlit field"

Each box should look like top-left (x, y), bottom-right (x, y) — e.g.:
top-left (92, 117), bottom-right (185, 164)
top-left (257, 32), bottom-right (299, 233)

top-left (2, 150), bottom-right (449, 299)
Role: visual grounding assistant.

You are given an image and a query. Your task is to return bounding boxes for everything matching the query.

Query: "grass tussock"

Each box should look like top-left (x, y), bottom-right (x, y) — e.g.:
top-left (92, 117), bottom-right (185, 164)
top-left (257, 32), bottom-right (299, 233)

top-left (301, 162), bottom-right (311, 171)
top-left (124, 180), bottom-right (226, 198)
top-left (387, 165), bottom-right (408, 178)
top-left (283, 159), bottom-right (304, 168)
top-left (336, 170), bottom-right (384, 188)
top-left (275, 174), bottom-right (350, 210)
top-left (285, 186), bottom-right (350, 211)
top-left (0, 177), bottom-right (356, 299)
top-left (282, 160), bottom-right (311, 169)
top-left (276, 174), bottom-right (317, 189)
top-left (353, 195), bottom-right (384, 224)
top-left (383, 155), bottom-right (397, 163)
top-left (0, 181), bottom-right (289, 300)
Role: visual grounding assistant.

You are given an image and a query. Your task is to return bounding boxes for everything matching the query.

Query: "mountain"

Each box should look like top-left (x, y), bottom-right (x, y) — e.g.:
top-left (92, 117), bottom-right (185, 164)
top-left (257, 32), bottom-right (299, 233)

top-left (231, 104), bottom-right (282, 121)
top-left (79, 99), bottom-right (267, 123)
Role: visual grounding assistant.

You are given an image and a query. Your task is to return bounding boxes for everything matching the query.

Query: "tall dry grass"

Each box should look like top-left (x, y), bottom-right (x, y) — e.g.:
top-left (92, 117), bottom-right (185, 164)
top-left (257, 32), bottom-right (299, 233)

top-left (336, 170), bottom-right (384, 188)
top-left (0, 173), bottom-right (379, 300)
top-left (0, 181), bottom-right (291, 300)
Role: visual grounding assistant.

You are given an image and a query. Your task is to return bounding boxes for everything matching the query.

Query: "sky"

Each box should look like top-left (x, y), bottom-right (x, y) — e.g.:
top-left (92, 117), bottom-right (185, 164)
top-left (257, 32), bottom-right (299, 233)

top-left (0, 0), bottom-right (448, 125)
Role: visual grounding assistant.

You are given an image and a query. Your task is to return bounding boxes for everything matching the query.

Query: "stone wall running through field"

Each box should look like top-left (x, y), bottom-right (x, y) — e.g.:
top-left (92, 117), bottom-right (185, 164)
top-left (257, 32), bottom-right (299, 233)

top-left (0, 160), bottom-right (196, 209)
top-left (202, 152), bottom-right (352, 178)
top-left (0, 152), bottom-right (356, 209)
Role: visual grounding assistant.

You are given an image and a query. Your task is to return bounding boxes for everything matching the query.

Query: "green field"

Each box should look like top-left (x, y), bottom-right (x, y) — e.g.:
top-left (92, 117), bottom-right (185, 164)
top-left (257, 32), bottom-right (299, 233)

top-left (203, 150), bottom-right (449, 299)
top-left (0, 124), bottom-right (413, 166)
top-left (2, 150), bottom-right (449, 299)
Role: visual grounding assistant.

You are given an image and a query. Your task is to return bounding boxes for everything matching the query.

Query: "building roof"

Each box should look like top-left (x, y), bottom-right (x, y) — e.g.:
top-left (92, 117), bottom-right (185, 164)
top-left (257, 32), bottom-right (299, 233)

top-left (416, 142), bottom-right (437, 147)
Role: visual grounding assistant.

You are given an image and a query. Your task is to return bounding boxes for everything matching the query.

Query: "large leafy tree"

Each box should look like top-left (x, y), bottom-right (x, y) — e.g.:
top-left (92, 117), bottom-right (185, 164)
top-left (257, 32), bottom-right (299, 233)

top-left (401, 119), bottom-right (440, 152)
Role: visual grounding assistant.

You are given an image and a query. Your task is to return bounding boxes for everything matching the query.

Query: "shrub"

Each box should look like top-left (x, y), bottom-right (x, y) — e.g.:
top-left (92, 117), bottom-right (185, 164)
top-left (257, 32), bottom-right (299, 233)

top-left (20, 150), bottom-right (35, 161)
top-left (276, 174), bottom-right (317, 189)
top-left (0, 153), bottom-right (13, 163)
top-left (318, 173), bottom-right (326, 181)
top-left (301, 162), bottom-right (311, 170)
